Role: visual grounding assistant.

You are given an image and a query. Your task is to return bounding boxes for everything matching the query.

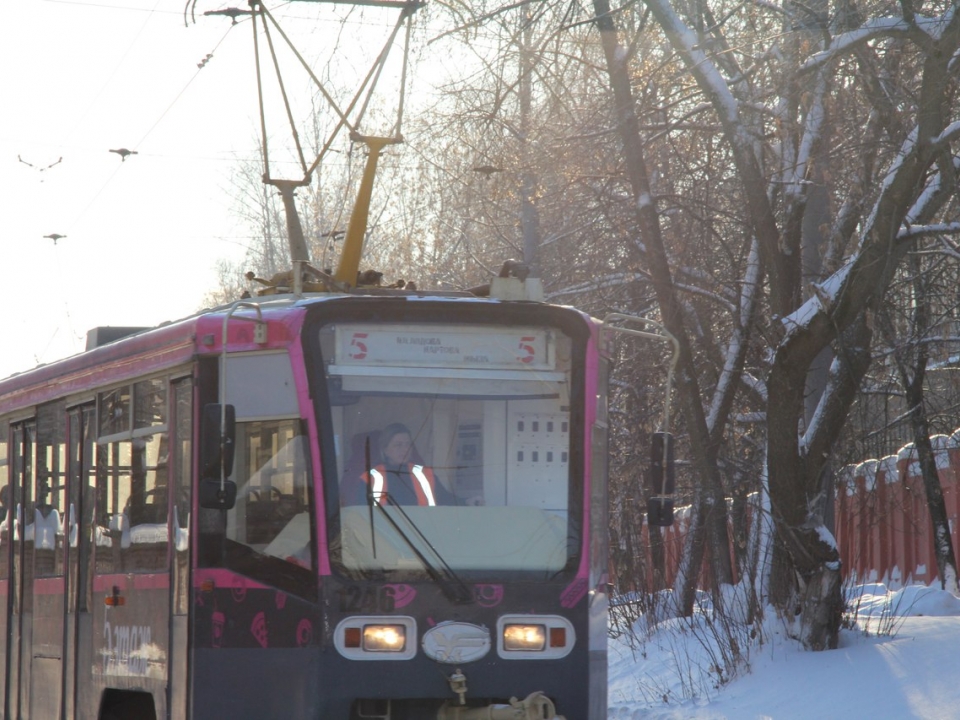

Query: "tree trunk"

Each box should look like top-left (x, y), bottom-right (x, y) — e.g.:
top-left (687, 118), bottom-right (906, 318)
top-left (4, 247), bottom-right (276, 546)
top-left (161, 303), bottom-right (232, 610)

top-left (907, 406), bottom-right (960, 594)
top-left (592, 0), bottom-right (733, 614)
top-left (767, 316), bottom-right (873, 649)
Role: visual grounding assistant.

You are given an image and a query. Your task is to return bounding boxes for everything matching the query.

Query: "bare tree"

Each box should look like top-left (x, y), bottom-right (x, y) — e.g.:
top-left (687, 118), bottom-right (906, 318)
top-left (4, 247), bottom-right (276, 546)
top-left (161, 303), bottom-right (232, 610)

top-left (591, 0), bottom-right (960, 649)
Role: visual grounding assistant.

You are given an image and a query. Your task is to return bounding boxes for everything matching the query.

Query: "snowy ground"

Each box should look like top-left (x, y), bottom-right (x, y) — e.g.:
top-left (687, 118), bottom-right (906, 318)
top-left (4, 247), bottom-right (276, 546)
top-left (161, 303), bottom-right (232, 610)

top-left (608, 584), bottom-right (960, 719)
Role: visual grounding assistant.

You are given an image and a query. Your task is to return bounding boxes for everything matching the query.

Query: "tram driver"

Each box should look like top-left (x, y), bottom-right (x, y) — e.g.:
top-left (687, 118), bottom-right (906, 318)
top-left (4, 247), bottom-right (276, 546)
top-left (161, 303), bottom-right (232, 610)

top-left (343, 422), bottom-right (456, 507)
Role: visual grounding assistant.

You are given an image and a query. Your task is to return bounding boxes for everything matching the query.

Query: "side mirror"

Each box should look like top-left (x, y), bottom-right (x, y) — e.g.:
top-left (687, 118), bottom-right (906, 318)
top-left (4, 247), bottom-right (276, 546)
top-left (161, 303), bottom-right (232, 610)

top-left (199, 477), bottom-right (238, 510)
top-left (647, 497), bottom-right (675, 527)
top-left (647, 432), bottom-right (675, 495)
top-left (646, 432), bottom-right (675, 527)
top-left (199, 403), bottom-right (237, 510)
top-left (200, 403), bottom-right (236, 479)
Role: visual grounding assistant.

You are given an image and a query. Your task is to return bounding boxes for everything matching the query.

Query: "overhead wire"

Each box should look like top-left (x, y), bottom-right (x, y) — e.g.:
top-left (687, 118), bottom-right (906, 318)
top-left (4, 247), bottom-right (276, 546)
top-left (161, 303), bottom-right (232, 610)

top-left (60, 20), bottom-right (238, 235)
top-left (259, 6), bottom-right (314, 178)
top-left (28, 4), bottom-right (239, 365)
top-left (43, 3), bottom-right (419, 242)
top-left (31, 0), bottom-right (167, 363)
top-left (246, 0), bottom-right (418, 184)
top-left (133, 23), bottom-right (237, 150)
top-left (20, 0), bottom-right (418, 369)
top-left (43, 0), bottom-right (181, 15)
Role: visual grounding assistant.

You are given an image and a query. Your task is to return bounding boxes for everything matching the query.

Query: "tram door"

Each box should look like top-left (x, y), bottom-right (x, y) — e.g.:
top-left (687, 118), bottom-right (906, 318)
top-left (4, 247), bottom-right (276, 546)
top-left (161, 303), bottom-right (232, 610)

top-left (91, 379), bottom-right (172, 717)
top-left (65, 405), bottom-right (95, 720)
top-left (9, 420), bottom-right (37, 720)
top-left (0, 421), bottom-right (10, 719)
top-left (3, 404), bottom-right (83, 720)
top-left (29, 402), bottom-right (68, 719)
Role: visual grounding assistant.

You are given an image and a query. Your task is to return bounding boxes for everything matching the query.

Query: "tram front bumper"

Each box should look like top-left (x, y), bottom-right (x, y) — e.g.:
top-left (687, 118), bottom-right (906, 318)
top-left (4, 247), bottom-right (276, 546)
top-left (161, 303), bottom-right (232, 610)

top-left (435, 691), bottom-right (567, 720)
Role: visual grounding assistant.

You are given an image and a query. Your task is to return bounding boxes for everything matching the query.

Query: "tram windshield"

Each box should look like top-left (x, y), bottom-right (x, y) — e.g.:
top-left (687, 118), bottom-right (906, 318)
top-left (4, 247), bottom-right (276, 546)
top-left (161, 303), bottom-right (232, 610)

top-left (318, 322), bottom-right (579, 581)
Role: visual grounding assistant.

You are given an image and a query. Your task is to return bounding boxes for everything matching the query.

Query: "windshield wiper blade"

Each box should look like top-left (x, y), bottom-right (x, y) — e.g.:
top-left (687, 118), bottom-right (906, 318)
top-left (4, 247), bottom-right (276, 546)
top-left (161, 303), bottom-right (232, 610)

top-left (374, 496), bottom-right (474, 605)
top-left (361, 438), bottom-right (472, 604)
top-left (364, 438), bottom-right (377, 558)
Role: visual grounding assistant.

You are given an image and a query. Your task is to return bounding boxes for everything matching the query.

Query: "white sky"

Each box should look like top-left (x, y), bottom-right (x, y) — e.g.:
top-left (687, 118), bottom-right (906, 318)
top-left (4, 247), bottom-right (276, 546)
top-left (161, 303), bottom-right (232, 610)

top-left (2, 0), bottom-right (426, 380)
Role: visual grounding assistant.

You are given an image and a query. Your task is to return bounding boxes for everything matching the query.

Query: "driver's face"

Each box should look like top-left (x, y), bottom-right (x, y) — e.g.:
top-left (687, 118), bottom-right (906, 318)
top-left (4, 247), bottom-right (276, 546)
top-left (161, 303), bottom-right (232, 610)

top-left (383, 433), bottom-right (413, 465)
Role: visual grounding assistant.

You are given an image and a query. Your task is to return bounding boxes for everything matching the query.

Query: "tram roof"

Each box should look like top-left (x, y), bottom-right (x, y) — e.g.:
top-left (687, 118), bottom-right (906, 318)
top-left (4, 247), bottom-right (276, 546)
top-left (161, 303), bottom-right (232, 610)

top-left (0, 289), bottom-right (591, 411)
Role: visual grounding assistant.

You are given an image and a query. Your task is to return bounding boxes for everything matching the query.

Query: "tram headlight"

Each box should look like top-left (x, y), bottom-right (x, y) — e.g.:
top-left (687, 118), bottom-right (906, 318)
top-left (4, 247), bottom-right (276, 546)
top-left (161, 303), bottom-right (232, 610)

top-left (497, 616), bottom-right (574, 659)
top-left (335, 617), bottom-right (416, 660)
top-left (502, 624), bottom-right (546, 651)
top-left (362, 624), bottom-right (407, 652)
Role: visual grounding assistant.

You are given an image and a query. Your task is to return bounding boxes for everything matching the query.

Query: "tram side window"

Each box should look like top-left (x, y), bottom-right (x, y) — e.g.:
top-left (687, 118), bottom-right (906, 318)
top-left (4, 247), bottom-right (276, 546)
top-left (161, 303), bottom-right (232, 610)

top-left (0, 420), bottom-right (7, 581)
top-left (172, 379), bottom-right (192, 615)
top-left (214, 419), bottom-right (315, 597)
top-left (95, 380), bottom-right (169, 574)
top-left (35, 401), bottom-right (67, 578)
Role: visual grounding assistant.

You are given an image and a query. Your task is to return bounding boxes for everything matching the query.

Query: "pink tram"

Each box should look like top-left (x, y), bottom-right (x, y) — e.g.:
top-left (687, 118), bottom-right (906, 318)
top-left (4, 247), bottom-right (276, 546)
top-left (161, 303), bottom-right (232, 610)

top-left (0, 275), bottom-right (671, 719)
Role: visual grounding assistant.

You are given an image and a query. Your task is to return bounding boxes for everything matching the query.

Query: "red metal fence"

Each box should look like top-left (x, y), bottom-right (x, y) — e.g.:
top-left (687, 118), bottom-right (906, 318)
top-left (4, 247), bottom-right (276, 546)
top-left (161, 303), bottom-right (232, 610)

top-left (630, 433), bottom-right (960, 590)
top-left (836, 434), bottom-right (960, 587)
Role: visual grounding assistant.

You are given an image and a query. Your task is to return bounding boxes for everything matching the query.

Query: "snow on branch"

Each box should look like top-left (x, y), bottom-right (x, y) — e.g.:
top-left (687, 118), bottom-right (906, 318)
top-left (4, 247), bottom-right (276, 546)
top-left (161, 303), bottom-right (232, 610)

top-left (783, 72), bottom-right (829, 198)
top-left (800, 357), bottom-right (835, 453)
top-left (642, 0), bottom-right (741, 129)
top-left (902, 153), bottom-right (960, 231)
top-left (670, 280), bottom-right (738, 314)
top-left (546, 272), bottom-right (648, 299)
top-left (706, 240), bottom-right (761, 433)
top-left (936, 236), bottom-right (960, 261)
top-left (897, 222), bottom-right (960, 240)
top-left (740, 372), bottom-right (767, 404)
top-left (862, 127), bottom-right (919, 239)
top-left (674, 263), bottom-right (736, 301)
top-left (932, 120), bottom-right (960, 147)
top-left (905, 168), bottom-right (944, 225)
top-left (797, 17), bottom-right (938, 75)
top-left (780, 260), bottom-right (854, 333)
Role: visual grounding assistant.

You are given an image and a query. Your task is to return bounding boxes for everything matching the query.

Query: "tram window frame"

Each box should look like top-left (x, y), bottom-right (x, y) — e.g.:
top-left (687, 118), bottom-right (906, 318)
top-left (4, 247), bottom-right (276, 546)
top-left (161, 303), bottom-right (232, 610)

top-left (171, 378), bottom-right (193, 615)
top-left (94, 378), bottom-right (171, 575)
top-left (201, 417), bottom-right (318, 602)
top-left (68, 403), bottom-right (97, 614)
top-left (0, 419), bottom-right (8, 582)
top-left (317, 322), bottom-right (582, 582)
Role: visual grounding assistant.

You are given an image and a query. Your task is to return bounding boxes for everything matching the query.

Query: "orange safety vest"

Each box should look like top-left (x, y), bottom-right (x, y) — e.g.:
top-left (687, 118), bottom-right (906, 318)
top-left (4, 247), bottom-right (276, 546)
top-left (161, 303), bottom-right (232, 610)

top-left (363, 464), bottom-right (438, 506)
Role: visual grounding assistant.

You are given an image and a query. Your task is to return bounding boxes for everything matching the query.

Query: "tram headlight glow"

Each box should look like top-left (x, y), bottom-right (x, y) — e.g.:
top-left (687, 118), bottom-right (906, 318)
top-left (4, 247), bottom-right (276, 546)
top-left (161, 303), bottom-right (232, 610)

top-left (502, 624), bottom-right (546, 651)
top-left (362, 624), bottom-right (407, 652)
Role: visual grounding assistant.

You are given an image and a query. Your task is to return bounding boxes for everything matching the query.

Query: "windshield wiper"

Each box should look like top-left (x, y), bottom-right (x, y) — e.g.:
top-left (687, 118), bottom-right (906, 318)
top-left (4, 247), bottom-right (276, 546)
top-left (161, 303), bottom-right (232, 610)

top-left (364, 438), bottom-right (378, 558)
top-left (363, 439), bottom-right (472, 604)
top-left (373, 496), bottom-right (474, 604)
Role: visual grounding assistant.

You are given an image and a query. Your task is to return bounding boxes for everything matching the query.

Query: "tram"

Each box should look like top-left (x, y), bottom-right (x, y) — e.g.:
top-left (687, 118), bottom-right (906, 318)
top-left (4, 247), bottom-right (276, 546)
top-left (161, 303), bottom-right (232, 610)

top-left (0, 270), bottom-right (672, 719)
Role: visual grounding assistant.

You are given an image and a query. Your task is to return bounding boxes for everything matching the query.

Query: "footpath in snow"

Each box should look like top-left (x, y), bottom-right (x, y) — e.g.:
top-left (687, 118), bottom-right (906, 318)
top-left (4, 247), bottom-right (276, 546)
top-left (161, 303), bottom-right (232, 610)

top-left (608, 584), bottom-right (960, 719)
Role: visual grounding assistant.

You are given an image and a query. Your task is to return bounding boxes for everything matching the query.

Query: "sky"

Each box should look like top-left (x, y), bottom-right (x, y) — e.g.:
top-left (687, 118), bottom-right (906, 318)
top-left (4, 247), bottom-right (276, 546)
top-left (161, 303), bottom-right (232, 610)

top-left (607, 583), bottom-right (960, 719)
top-left (2, 0), bottom-right (423, 380)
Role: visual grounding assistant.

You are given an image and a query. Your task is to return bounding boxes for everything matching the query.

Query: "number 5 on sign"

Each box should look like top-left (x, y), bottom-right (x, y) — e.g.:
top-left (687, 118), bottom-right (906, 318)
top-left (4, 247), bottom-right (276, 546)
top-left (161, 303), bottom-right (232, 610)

top-left (518, 336), bottom-right (536, 364)
top-left (350, 332), bottom-right (368, 360)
